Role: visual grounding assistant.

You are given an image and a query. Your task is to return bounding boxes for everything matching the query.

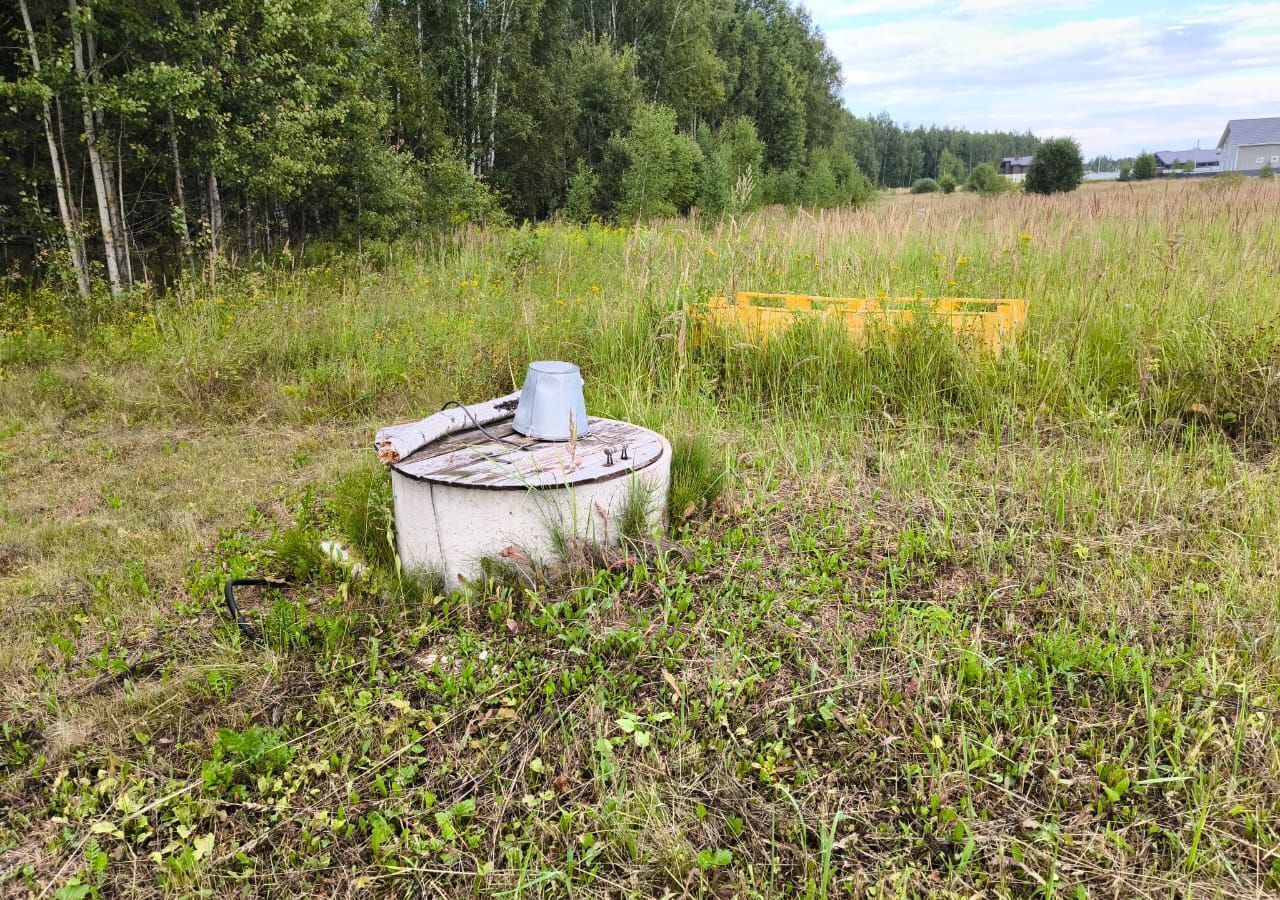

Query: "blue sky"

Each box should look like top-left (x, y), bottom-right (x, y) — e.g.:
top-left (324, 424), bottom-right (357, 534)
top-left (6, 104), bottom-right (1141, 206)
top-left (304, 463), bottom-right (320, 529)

top-left (804, 1), bottom-right (1280, 157)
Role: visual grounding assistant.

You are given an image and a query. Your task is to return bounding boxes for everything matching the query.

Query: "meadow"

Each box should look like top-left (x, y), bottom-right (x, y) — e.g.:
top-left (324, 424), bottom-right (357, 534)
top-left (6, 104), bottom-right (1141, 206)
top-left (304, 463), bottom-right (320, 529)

top-left (2, 178), bottom-right (1279, 897)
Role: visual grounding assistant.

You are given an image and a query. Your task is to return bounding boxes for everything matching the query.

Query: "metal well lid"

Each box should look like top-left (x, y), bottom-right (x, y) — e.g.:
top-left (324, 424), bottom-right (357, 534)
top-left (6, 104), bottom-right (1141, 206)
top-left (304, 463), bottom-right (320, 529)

top-left (390, 417), bottom-right (665, 491)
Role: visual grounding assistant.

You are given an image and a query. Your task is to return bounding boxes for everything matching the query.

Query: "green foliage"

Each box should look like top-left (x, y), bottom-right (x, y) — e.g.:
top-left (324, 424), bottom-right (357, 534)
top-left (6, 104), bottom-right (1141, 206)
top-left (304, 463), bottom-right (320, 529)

top-left (758, 57), bottom-right (807, 170)
top-left (1261, 163), bottom-right (1275, 180)
top-left (201, 727), bottom-right (295, 797)
top-left (716, 117), bottom-right (766, 188)
top-left (938, 174), bottom-right (957, 194)
top-left (803, 154), bottom-right (841, 206)
top-left (331, 464), bottom-right (396, 570)
top-left (1132, 152), bottom-right (1157, 181)
top-left (966, 163), bottom-right (1008, 196)
top-left (696, 146), bottom-right (733, 216)
top-left (567, 39), bottom-right (642, 171)
top-left (1024, 137), bottom-right (1085, 195)
top-left (938, 148), bottom-right (967, 182)
top-left (799, 146), bottom-right (873, 209)
top-left (1118, 164), bottom-right (1132, 182)
top-left (760, 169), bottom-right (802, 207)
top-left (6, 0), bottom-right (1059, 280)
top-left (910, 177), bottom-right (940, 194)
top-left (667, 432), bottom-right (728, 521)
top-left (563, 162), bottom-right (599, 223)
top-left (422, 154), bottom-right (506, 228)
top-left (614, 105), bottom-right (702, 222)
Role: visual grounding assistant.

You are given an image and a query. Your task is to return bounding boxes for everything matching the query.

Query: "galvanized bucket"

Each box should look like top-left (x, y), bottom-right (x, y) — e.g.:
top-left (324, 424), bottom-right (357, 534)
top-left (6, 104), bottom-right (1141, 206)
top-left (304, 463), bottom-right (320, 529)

top-left (512, 361), bottom-right (590, 441)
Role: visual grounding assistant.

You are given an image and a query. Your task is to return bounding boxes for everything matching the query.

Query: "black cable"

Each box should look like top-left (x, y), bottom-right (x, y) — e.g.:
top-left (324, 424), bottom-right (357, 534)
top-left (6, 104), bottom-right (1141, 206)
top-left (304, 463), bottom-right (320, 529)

top-left (223, 578), bottom-right (289, 641)
top-left (440, 399), bottom-right (532, 451)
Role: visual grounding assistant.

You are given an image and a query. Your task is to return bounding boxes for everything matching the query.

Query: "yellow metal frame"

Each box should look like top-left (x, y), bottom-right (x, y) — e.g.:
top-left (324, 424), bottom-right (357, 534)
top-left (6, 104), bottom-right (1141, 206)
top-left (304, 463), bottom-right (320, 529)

top-left (692, 291), bottom-right (1027, 354)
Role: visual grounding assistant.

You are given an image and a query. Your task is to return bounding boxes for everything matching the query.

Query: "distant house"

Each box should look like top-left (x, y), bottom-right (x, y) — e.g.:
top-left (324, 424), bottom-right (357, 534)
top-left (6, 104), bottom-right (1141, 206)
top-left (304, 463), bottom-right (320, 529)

top-left (999, 156), bottom-right (1034, 176)
top-left (1217, 117), bottom-right (1280, 172)
top-left (1154, 149), bottom-right (1221, 176)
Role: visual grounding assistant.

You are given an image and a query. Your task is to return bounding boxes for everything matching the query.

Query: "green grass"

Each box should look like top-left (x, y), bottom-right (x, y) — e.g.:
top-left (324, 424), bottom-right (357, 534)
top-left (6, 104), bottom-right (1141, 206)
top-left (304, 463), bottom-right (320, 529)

top-left (1, 180), bottom-right (1279, 896)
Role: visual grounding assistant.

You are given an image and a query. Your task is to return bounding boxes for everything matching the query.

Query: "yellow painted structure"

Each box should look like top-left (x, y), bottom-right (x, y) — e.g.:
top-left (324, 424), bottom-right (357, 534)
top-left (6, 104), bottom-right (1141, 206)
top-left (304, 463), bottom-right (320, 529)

top-left (693, 291), bottom-right (1027, 354)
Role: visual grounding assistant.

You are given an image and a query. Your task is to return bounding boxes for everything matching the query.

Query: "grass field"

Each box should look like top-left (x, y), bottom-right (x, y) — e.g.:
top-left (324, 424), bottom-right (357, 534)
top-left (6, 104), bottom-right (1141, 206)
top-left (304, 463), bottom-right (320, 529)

top-left (2, 178), bottom-right (1280, 897)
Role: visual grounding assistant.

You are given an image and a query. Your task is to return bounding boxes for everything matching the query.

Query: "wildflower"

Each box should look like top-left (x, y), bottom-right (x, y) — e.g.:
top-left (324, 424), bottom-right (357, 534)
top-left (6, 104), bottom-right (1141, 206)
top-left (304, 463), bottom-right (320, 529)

top-left (1019, 233), bottom-right (1032, 242)
top-left (590, 284), bottom-right (601, 293)
top-left (947, 279), bottom-right (957, 287)
top-left (956, 256), bottom-right (969, 266)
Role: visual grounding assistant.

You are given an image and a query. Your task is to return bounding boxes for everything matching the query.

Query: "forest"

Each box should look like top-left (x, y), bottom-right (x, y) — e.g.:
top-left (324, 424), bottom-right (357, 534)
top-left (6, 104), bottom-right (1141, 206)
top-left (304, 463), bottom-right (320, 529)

top-left (2, 0), bottom-right (1040, 292)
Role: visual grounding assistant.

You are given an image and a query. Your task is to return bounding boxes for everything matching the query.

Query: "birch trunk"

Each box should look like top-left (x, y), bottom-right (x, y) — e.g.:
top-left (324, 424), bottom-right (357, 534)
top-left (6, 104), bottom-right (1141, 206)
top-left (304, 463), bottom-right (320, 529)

top-left (466, 2), bottom-right (480, 174)
top-left (207, 171), bottom-right (223, 252)
top-left (114, 127), bottom-right (134, 284)
top-left (167, 110), bottom-right (195, 269)
top-left (19, 0), bottom-right (90, 297)
top-left (68, 0), bottom-right (122, 295)
top-left (484, 0), bottom-right (514, 176)
top-left (85, 13), bottom-right (132, 286)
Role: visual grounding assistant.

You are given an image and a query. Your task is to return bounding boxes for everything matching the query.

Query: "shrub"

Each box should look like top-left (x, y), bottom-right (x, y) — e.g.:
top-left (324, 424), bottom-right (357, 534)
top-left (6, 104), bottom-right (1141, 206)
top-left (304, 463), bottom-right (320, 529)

top-left (1025, 137), bottom-right (1084, 195)
top-left (910, 177), bottom-right (940, 194)
top-left (422, 153), bottom-right (506, 227)
top-left (803, 152), bottom-right (842, 206)
top-left (564, 162), bottom-right (599, 222)
top-left (938, 174), bottom-right (957, 194)
top-left (668, 133), bottom-right (704, 213)
top-left (938, 148), bottom-right (966, 183)
top-left (717, 117), bottom-right (765, 192)
top-left (1261, 162), bottom-right (1275, 180)
top-left (696, 147), bottom-right (732, 215)
top-left (696, 116), bottom-right (764, 215)
top-left (615, 104), bottom-right (702, 222)
top-left (761, 168), bottom-right (802, 206)
top-left (966, 163), bottom-right (1007, 196)
top-left (1131, 152), bottom-right (1157, 181)
top-left (1118, 164), bottom-right (1132, 182)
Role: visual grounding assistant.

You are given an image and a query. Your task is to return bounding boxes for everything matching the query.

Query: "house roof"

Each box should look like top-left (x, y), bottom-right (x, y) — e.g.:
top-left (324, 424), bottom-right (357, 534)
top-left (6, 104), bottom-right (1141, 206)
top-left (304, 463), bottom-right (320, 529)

top-left (1001, 156), bottom-right (1034, 166)
top-left (1218, 117), bottom-right (1280, 149)
top-left (1155, 149), bottom-right (1220, 166)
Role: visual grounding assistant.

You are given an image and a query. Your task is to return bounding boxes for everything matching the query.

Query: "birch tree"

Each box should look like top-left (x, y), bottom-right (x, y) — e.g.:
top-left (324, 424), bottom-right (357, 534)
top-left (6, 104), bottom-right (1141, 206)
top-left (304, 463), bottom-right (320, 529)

top-left (18, 0), bottom-right (91, 296)
top-left (68, 0), bottom-right (126, 294)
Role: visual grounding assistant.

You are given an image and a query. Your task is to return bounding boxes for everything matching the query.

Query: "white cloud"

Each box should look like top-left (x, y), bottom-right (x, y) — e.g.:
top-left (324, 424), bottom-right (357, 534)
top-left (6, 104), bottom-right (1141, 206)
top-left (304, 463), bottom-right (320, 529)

top-left (801, 0), bottom-right (946, 18)
top-left (818, 1), bottom-right (1280, 155)
top-left (953, 0), bottom-right (1094, 14)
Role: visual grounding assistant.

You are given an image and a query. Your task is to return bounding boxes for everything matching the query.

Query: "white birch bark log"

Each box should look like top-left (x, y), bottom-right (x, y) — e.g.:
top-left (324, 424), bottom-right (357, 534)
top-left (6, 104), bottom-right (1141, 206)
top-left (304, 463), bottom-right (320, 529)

top-left (375, 392), bottom-right (521, 464)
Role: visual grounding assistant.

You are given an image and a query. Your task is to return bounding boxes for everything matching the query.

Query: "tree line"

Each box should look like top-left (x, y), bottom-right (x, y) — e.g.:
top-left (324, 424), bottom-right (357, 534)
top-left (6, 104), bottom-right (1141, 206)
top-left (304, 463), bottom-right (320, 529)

top-left (2, 0), bottom-right (1042, 293)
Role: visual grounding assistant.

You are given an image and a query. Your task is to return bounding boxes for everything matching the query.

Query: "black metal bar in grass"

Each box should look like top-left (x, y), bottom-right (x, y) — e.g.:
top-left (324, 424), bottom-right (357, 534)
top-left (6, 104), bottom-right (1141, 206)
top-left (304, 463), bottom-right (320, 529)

top-left (223, 577), bottom-right (290, 641)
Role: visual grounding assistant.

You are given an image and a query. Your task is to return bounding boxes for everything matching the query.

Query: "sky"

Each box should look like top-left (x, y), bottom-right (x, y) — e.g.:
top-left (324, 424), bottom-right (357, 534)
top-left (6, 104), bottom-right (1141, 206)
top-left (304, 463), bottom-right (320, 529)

top-left (804, 0), bottom-right (1280, 158)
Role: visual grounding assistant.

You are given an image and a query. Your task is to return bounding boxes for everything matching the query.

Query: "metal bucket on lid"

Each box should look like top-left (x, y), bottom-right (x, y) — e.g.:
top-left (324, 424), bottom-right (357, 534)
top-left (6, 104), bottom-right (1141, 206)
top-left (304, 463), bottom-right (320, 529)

top-left (512, 361), bottom-right (589, 441)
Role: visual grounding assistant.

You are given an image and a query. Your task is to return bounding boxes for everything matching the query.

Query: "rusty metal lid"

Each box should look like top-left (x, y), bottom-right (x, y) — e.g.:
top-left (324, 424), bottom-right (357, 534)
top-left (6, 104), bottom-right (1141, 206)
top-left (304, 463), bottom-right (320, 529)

top-left (390, 417), bottom-right (666, 490)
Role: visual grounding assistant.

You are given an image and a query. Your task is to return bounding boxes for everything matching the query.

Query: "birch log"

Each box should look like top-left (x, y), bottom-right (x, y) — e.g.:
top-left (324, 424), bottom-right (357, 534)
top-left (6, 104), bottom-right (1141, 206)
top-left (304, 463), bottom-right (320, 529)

top-left (374, 392), bottom-right (521, 464)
